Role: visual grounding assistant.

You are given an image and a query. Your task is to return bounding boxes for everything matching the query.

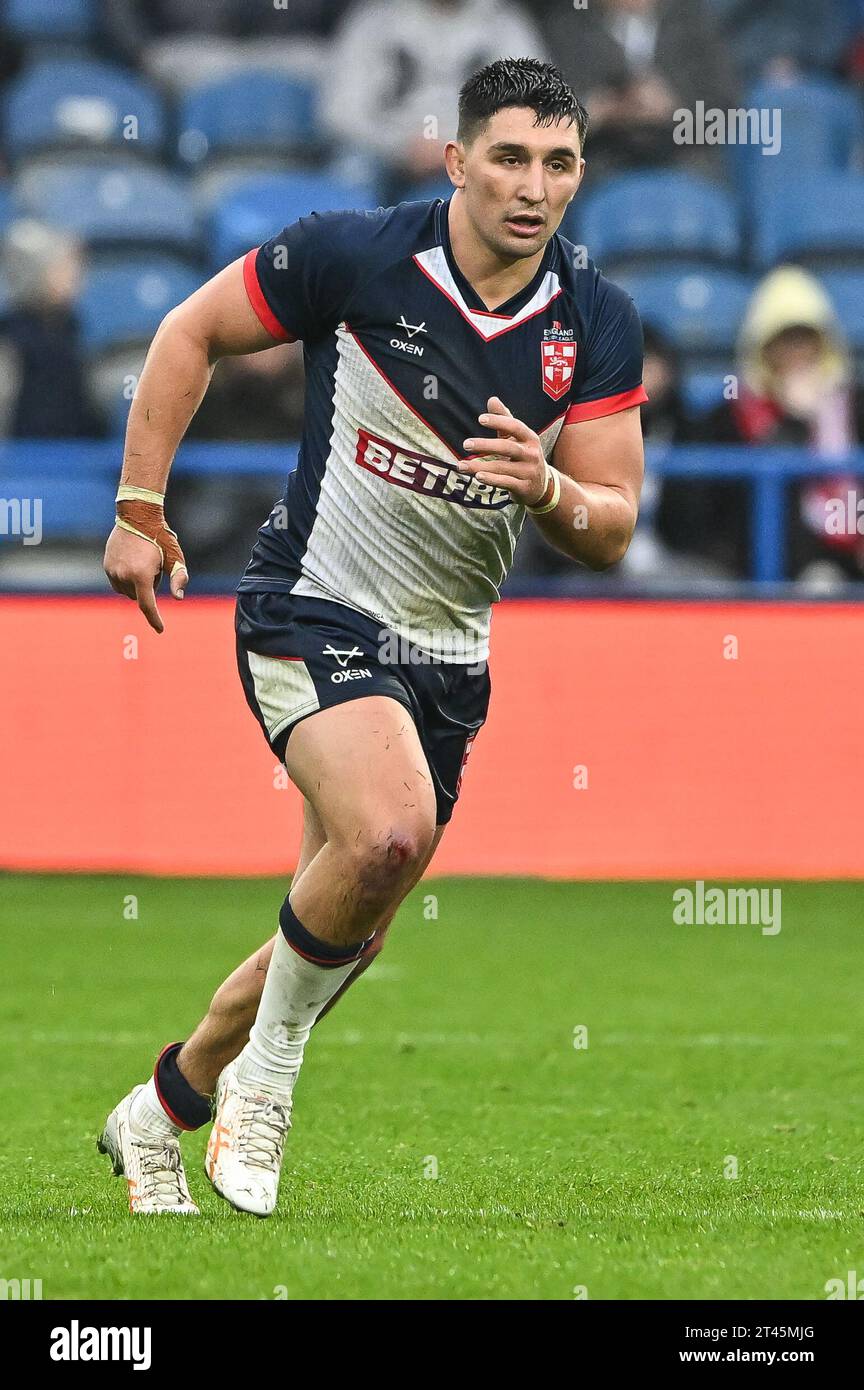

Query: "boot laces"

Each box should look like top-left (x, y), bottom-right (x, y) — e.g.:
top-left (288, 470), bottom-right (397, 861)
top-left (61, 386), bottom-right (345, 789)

top-left (139, 1140), bottom-right (190, 1202)
top-left (237, 1095), bottom-right (290, 1170)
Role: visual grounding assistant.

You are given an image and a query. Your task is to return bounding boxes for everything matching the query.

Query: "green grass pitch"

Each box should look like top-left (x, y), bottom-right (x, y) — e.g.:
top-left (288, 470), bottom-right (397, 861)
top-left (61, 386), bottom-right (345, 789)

top-left (1, 874), bottom-right (862, 1301)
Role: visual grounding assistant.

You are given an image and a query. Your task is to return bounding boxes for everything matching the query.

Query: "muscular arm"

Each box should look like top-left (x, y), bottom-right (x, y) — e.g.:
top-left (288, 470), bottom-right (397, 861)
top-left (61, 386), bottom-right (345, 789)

top-left (120, 258), bottom-right (276, 492)
top-left (461, 397), bottom-right (644, 572)
top-left (542, 405), bottom-right (644, 570)
top-left (104, 258), bottom-right (280, 630)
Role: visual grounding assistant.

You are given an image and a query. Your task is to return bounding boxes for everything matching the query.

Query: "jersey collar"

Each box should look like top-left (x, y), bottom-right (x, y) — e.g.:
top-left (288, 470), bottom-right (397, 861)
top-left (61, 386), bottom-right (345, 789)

top-left (436, 193), bottom-right (556, 319)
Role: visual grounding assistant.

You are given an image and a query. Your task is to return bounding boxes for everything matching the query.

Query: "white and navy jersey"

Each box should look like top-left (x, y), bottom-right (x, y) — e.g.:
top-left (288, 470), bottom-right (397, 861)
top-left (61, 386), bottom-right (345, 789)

top-left (238, 195), bottom-right (647, 662)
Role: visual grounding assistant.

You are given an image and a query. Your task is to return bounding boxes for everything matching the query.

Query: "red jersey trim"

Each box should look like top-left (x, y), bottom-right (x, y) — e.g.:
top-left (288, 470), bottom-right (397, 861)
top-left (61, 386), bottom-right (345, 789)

top-left (242, 248), bottom-right (297, 343)
top-left (564, 384), bottom-right (649, 424)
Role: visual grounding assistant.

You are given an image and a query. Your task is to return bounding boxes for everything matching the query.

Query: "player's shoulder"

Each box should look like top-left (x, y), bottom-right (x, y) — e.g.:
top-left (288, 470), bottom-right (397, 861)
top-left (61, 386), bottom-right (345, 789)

top-left (298, 198), bottom-right (442, 273)
top-left (551, 226), bottom-right (638, 330)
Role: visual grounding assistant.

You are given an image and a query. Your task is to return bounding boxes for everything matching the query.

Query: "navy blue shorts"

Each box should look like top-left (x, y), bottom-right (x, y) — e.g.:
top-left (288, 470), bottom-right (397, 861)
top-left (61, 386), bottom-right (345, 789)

top-left (235, 590), bottom-right (491, 825)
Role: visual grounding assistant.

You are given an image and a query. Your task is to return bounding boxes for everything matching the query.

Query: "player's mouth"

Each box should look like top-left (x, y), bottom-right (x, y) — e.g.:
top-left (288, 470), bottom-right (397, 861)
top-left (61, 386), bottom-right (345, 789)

top-left (505, 213), bottom-right (545, 238)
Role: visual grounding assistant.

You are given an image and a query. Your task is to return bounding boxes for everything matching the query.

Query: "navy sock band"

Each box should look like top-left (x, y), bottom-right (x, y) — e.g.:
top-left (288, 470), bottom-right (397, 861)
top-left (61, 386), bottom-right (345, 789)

top-left (153, 1042), bottom-right (212, 1131)
top-left (279, 897), bottom-right (373, 968)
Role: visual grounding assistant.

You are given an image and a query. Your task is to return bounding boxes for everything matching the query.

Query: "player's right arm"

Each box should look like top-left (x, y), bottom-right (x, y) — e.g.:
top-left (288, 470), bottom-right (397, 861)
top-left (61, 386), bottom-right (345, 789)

top-left (103, 257), bottom-right (284, 633)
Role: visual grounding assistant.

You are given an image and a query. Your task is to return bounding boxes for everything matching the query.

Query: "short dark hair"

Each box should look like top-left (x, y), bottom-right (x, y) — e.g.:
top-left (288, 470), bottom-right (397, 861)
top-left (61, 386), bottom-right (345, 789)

top-left (457, 57), bottom-right (588, 150)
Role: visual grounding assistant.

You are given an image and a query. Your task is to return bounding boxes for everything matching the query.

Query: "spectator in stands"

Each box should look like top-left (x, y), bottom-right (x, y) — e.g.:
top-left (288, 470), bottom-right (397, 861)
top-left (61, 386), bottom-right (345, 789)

top-left (618, 322), bottom-right (698, 580)
top-left (0, 220), bottom-right (104, 440)
top-left (540, 0), bottom-right (738, 178)
top-left (101, 0), bottom-right (352, 85)
top-left (844, 0), bottom-right (864, 87)
top-left (102, 0), bottom-right (349, 52)
top-left (657, 266), bottom-right (864, 582)
top-left (639, 322), bottom-right (691, 446)
top-left (321, 0), bottom-right (547, 201)
top-left (186, 344), bottom-right (305, 442)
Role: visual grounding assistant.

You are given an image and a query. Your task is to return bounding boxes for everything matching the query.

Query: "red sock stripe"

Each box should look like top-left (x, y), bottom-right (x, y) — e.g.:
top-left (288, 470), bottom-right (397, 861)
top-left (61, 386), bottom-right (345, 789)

top-left (286, 940), bottom-right (364, 969)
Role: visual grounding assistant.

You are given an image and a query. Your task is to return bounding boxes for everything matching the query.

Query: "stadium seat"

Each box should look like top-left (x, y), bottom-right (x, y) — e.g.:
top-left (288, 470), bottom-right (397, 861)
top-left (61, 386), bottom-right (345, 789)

top-left (397, 175), bottom-right (456, 206)
top-left (619, 268), bottom-right (756, 360)
top-left (752, 172), bottom-right (864, 268)
top-left (735, 77), bottom-right (864, 189)
top-left (682, 368), bottom-right (734, 418)
top-left (4, 0), bottom-right (96, 42)
top-left (177, 71), bottom-right (319, 167)
top-left (210, 171), bottom-right (376, 268)
top-left (0, 457), bottom-right (114, 541)
top-left (14, 160), bottom-right (200, 258)
top-left (730, 76), bottom-right (864, 222)
top-left (0, 181), bottom-right (12, 238)
top-left (77, 257), bottom-right (201, 354)
top-left (4, 60), bottom-right (166, 162)
top-left (575, 171), bottom-right (741, 269)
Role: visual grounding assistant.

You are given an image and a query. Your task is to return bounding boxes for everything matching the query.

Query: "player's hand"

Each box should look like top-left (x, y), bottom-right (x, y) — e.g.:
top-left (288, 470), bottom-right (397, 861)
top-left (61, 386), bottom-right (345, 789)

top-left (103, 518), bottom-right (188, 635)
top-left (461, 396), bottom-right (549, 506)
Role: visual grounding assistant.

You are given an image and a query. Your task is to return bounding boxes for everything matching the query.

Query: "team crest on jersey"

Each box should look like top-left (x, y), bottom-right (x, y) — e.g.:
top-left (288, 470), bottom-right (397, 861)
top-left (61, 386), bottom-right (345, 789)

top-left (541, 321), bottom-right (577, 400)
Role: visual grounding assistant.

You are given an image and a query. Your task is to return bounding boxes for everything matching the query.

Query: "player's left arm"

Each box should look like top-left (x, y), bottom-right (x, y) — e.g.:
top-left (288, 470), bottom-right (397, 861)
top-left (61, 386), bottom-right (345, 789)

top-left (461, 396), bottom-right (644, 570)
top-left (543, 404), bottom-right (644, 569)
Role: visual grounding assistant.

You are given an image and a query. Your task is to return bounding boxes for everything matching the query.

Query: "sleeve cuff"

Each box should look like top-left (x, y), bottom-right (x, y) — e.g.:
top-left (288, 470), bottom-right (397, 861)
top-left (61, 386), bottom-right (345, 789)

top-left (242, 248), bottom-right (298, 343)
top-left (564, 384), bottom-right (649, 424)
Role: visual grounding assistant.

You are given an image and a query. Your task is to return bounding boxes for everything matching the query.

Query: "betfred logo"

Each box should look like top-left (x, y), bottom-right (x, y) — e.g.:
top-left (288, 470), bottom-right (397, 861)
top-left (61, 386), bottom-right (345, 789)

top-left (354, 429), bottom-right (512, 509)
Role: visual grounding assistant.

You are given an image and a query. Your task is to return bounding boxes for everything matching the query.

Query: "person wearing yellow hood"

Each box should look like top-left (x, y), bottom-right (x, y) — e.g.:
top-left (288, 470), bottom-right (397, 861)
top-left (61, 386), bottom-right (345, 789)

top-left (657, 265), bottom-right (864, 581)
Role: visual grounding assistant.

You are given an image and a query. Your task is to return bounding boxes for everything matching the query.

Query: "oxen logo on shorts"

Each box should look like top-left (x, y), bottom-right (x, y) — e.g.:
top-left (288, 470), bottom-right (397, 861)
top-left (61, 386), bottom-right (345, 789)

top-left (322, 644), bottom-right (372, 685)
top-left (541, 322), bottom-right (577, 400)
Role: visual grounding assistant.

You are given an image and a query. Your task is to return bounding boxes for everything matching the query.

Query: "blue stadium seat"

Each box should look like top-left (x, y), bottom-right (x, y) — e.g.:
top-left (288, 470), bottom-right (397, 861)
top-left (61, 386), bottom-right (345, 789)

top-left (0, 182), bottom-right (12, 238)
top-left (397, 175), bottom-right (455, 205)
top-left (4, 0), bottom-right (96, 41)
top-left (0, 460), bottom-right (114, 541)
top-left (77, 257), bottom-right (201, 354)
top-left (575, 171), bottom-right (741, 268)
top-left (620, 268), bottom-right (756, 358)
top-left (210, 171), bottom-right (376, 267)
top-left (14, 160), bottom-right (199, 258)
top-left (682, 368), bottom-right (733, 418)
top-left (4, 60), bottom-right (166, 161)
top-left (741, 76), bottom-right (863, 178)
top-left (178, 71), bottom-right (319, 167)
top-left (753, 172), bottom-right (864, 267)
top-left (731, 76), bottom-right (864, 216)
top-left (819, 269), bottom-right (864, 354)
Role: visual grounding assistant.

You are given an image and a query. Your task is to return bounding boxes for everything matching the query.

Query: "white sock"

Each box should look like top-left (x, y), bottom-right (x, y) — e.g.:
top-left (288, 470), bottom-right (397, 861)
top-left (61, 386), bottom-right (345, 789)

top-left (128, 1077), bottom-right (182, 1141)
top-left (234, 930), bottom-right (358, 1098)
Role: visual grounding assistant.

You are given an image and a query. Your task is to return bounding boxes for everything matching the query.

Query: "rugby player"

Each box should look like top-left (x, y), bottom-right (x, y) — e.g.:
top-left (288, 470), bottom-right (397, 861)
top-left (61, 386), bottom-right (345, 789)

top-left (99, 57), bottom-right (647, 1215)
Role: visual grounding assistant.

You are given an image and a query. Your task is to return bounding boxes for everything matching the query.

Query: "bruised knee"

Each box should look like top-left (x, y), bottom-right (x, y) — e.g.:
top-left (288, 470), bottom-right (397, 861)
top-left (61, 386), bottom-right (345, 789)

top-left (345, 822), bottom-right (434, 910)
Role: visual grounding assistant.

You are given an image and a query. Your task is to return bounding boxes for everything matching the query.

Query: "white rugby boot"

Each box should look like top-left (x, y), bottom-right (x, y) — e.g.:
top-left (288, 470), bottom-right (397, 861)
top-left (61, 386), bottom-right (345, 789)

top-left (98, 1086), bottom-right (200, 1215)
top-left (205, 1061), bottom-right (292, 1217)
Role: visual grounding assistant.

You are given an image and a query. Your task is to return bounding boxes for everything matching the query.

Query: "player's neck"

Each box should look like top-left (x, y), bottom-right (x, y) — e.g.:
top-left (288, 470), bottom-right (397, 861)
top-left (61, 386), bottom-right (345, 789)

top-left (447, 193), bottom-right (546, 313)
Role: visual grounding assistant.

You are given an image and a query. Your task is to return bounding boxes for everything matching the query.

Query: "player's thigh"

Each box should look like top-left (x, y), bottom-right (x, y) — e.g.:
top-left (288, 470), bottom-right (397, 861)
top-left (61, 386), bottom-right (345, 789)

top-left (283, 695), bottom-right (438, 859)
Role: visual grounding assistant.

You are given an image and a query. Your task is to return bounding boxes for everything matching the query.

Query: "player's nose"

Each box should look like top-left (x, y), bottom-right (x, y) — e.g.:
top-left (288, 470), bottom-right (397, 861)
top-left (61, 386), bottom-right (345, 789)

top-left (518, 163), bottom-right (546, 205)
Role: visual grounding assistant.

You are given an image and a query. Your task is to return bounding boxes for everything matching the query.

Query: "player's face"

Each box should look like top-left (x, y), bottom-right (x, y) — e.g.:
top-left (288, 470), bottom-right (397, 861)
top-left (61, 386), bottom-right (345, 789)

top-left (459, 107), bottom-right (585, 260)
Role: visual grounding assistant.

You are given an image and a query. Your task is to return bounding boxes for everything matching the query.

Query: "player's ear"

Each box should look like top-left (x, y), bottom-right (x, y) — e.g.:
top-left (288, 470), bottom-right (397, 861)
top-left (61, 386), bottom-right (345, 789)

top-left (444, 140), bottom-right (466, 188)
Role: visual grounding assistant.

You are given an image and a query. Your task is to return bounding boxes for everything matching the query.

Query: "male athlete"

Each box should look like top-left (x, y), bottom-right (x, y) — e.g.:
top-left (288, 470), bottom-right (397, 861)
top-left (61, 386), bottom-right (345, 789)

top-left (99, 58), bottom-right (647, 1216)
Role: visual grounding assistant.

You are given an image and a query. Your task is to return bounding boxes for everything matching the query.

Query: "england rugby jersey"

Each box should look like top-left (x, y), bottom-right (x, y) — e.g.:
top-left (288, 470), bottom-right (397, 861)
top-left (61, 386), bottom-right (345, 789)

top-left (238, 194), bottom-right (647, 662)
